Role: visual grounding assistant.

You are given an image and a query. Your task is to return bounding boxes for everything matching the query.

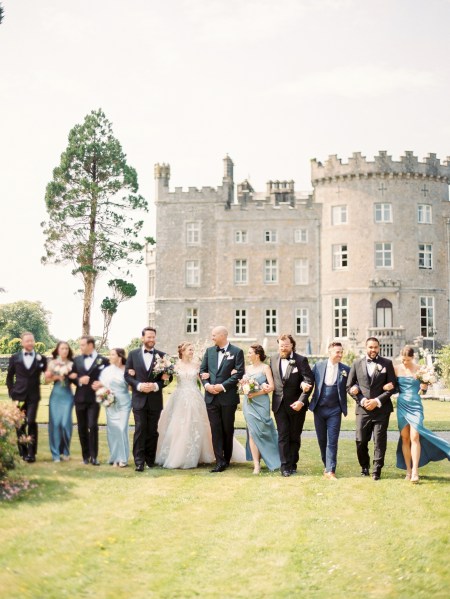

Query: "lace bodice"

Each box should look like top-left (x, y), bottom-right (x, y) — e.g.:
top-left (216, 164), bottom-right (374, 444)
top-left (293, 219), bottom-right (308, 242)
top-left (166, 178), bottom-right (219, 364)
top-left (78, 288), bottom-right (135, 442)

top-left (174, 360), bottom-right (200, 389)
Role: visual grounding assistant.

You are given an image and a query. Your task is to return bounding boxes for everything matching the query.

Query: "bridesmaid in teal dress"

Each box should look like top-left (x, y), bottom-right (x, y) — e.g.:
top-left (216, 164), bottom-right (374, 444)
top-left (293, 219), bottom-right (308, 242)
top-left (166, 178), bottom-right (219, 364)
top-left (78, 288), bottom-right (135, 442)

top-left (242, 344), bottom-right (281, 473)
top-left (99, 348), bottom-right (131, 467)
top-left (45, 341), bottom-right (74, 462)
top-left (386, 345), bottom-right (450, 483)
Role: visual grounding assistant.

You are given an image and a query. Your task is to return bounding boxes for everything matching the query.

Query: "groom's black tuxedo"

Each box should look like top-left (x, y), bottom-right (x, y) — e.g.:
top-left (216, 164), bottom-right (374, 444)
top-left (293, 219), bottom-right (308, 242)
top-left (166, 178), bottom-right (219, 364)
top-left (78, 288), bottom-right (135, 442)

top-left (72, 353), bottom-right (109, 462)
top-left (125, 347), bottom-right (172, 467)
top-left (270, 352), bottom-right (313, 474)
top-left (7, 351), bottom-right (47, 459)
top-left (347, 355), bottom-right (396, 475)
top-left (200, 343), bottom-right (245, 467)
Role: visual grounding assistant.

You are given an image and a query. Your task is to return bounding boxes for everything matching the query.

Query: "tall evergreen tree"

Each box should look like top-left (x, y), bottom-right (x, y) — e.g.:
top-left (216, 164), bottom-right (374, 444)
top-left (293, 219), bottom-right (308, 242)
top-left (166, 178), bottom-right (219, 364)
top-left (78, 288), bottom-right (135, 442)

top-left (41, 109), bottom-right (148, 335)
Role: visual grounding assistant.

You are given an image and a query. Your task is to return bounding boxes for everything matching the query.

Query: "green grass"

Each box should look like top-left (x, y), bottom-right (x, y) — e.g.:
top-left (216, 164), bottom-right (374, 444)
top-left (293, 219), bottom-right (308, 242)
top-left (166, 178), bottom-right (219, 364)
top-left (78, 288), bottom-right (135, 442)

top-left (1, 384), bottom-right (450, 431)
top-left (1, 429), bottom-right (450, 598)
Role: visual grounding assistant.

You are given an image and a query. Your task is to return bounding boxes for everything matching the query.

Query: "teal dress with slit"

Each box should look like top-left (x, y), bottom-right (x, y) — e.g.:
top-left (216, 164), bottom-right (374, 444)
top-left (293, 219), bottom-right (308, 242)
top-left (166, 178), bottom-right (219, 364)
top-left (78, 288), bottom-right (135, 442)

top-left (396, 376), bottom-right (450, 469)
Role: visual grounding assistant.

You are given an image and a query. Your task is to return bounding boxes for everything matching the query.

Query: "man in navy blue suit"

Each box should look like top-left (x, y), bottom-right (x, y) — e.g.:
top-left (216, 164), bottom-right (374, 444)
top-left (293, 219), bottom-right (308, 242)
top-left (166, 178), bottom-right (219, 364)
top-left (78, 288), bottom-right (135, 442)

top-left (304, 341), bottom-right (349, 480)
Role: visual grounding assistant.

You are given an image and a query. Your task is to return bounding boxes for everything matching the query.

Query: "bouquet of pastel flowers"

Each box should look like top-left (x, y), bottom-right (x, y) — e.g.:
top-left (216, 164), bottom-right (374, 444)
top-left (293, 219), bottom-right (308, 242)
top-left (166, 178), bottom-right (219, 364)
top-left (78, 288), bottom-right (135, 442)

top-left (51, 359), bottom-right (72, 379)
top-left (95, 387), bottom-right (115, 407)
top-left (237, 374), bottom-right (260, 401)
top-left (415, 365), bottom-right (437, 385)
top-left (152, 354), bottom-right (176, 378)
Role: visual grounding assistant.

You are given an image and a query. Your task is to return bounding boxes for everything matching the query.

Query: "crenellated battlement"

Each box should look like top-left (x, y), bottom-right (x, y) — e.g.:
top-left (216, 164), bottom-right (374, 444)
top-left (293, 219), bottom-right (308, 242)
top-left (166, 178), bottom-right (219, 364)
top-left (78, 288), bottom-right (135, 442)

top-left (311, 151), bottom-right (450, 184)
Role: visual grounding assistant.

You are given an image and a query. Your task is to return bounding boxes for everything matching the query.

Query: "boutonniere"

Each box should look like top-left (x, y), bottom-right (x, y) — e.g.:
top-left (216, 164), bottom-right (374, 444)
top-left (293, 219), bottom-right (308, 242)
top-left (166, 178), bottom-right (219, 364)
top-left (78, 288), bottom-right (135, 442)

top-left (223, 351), bottom-right (231, 359)
top-left (377, 364), bottom-right (383, 372)
top-left (96, 358), bottom-right (103, 365)
top-left (341, 370), bottom-right (347, 378)
top-left (288, 359), bottom-right (296, 366)
top-left (36, 354), bottom-right (42, 361)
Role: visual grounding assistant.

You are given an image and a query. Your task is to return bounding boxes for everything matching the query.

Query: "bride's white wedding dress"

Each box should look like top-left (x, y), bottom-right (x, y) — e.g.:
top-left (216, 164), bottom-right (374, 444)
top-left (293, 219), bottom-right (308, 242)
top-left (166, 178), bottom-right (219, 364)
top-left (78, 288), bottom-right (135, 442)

top-left (156, 360), bottom-right (246, 469)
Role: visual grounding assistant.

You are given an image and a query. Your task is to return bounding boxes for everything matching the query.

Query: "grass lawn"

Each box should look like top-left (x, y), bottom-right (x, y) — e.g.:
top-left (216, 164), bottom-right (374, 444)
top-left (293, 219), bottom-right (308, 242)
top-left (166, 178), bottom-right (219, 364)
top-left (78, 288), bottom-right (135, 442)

top-left (1, 426), bottom-right (450, 596)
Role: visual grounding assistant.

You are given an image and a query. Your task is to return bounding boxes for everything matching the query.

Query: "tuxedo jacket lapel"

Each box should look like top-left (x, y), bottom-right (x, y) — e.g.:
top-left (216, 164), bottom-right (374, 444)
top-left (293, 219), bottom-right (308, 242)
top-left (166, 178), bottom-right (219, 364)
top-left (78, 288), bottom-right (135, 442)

top-left (272, 356), bottom-right (283, 390)
top-left (317, 360), bottom-right (327, 397)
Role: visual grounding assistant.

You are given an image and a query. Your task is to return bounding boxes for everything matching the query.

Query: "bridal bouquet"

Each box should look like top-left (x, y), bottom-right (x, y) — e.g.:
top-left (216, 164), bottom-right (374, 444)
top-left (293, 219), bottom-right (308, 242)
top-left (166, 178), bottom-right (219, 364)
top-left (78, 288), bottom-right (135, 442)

top-left (95, 387), bottom-right (115, 407)
top-left (51, 360), bottom-right (72, 379)
top-left (415, 365), bottom-right (437, 385)
top-left (152, 354), bottom-right (176, 378)
top-left (237, 374), bottom-right (260, 400)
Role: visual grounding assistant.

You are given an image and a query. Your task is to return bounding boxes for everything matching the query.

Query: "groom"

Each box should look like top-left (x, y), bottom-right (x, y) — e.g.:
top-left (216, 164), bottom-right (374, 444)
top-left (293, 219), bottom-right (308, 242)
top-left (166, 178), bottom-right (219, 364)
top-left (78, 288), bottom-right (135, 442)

top-left (200, 326), bottom-right (245, 472)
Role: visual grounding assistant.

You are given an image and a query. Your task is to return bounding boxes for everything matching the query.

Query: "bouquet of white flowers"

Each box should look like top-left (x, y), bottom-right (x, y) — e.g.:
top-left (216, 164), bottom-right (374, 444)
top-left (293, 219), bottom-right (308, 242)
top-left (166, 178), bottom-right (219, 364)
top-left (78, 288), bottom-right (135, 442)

top-left (95, 387), bottom-right (115, 407)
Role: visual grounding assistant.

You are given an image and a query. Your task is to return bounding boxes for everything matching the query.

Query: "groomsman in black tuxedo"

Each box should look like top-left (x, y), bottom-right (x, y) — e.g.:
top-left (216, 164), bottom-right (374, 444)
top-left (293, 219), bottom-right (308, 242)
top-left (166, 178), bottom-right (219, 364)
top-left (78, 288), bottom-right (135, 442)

top-left (6, 332), bottom-right (47, 462)
top-left (125, 327), bottom-right (172, 472)
top-left (347, 337), bottom-right (396, 480)
top-left (200, 326), bottom-right (245, 472)
top-left (71, 336), bottom-right (109, 465)
top-left (270, 334), bottom-right (313, 477)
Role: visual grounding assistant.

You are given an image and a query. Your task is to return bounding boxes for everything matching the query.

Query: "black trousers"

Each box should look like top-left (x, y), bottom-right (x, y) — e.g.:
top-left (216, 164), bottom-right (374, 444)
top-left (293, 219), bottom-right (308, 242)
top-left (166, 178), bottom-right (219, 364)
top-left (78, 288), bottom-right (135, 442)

top-left (355, 412), bottom-right (391, 473)
top-left (274, 400), bottom-right (307, 472)
top-left (133, 406), bottom-right (161, 467)
top-left (16, 400), bottom-right (39, 458)
top-left (206, 401), bottom-right (237, 466)
top-left (75, 401), bottom-right (100, 460)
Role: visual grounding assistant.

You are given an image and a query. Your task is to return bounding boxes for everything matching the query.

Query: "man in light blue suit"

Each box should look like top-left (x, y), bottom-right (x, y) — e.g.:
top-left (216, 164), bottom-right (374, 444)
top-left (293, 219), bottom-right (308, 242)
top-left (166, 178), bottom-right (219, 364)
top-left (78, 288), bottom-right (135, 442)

top-left (304, 341), bottom-right (349, 479)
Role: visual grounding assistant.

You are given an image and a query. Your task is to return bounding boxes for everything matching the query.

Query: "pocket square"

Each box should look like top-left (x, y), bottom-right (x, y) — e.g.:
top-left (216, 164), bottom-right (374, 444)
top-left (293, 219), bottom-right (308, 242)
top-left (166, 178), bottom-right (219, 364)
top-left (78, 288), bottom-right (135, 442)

top-left (226, 356), bottom-right (234, 361)
top-left (292, 367), bottom-right (298, 373)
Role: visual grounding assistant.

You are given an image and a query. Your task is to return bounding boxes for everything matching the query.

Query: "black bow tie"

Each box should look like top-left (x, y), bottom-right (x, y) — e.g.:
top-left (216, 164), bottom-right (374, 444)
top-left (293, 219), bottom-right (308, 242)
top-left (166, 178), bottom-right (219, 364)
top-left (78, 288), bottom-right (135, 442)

top-left (367, 358), bottom-right (376, 363)
top-left (84, 354), bottom-right (93, 359)
top-left (144, 349), bottom-right (154, 354)
top-left (24, 352), bottom-right (33, 356)
top-left (216, 347), bottom-right (226, 353)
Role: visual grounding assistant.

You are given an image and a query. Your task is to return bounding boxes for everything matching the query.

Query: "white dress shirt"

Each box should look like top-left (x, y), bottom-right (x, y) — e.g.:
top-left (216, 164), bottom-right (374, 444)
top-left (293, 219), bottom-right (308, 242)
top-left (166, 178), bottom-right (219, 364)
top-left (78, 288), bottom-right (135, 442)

top-left (83, 351), bottom-right (97, 371)
top-left (138, 347), bottom-right (158, 392)
top-left (280, 354), bottom-right (293, 377)
top-left (23, 350), bottom-right (35, 370)
top-left (325, 360), bottom-right (338, 386)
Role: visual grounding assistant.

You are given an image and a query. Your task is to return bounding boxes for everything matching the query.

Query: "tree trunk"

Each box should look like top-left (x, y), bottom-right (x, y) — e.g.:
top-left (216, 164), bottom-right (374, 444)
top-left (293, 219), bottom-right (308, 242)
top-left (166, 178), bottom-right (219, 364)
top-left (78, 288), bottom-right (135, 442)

top-left (82, 271), bottom-right (96, 336)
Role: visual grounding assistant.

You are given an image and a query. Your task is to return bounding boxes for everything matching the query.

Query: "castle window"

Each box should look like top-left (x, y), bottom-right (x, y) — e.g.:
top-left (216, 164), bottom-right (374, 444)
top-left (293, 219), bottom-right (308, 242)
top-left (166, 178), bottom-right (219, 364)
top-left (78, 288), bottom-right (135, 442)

top-left (234, 259), bottom-right (248, 284)
top-left (418, 204), bottom-right (432, 224)
top-left (375, 242), bottom-right (393, 268)
top-left (186, 222), bottom-right (201, 245)
top-left (332, 244), bottom-right (348, 270)
top-left (420, 296), bottom-right (434, 338)
top-left (294, 258), bottom-right (309, 285)
top-left (185, 260), bottom-right (200, 286)
top-left (148, 269), bottom-right (155, 297)
top-left (374, 203), bottom-right (392, 223)
top-left (265, 309), bottom-right (278, 335)
top-left (332, 205), bottom-right (347, 225)
top-left (294, 229), bottom-right (308, 243)
top-left (264, 230), bottom-right (278, 243)
top-left (235, 309), bottom-right (247, 335)
top-left (418, 244), bottom-right (433, 269)
top-left (186, 308), bottom-right (198, 334)
top-left (235, 230), bottom-right (248, 243)
top-left (295, 308), bottom-right (309, 335)
top-left (264, 259), bottom-right (278, 284)
top-left (333, 297), bottom-right (348, 338)
top-left (376, 299), bottom-right (393, 328)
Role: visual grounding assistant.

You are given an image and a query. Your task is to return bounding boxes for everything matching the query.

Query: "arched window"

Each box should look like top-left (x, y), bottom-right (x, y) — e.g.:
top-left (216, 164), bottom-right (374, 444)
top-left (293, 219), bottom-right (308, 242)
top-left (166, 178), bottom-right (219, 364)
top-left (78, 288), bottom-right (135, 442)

top-left (376, 299), bottom-right (393, 328)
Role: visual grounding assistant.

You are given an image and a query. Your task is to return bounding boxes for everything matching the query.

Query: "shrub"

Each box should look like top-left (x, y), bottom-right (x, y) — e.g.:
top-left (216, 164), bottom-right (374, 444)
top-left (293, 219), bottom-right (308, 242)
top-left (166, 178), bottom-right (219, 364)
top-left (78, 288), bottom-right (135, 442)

top-left (0, 401), bottom-right (25, 479)
top-left (0, 336), bottom-right (10, 354)
top-left (7, 338), bottom-right (22, 354)
top-left (34, 341), bottom-right (46, 354)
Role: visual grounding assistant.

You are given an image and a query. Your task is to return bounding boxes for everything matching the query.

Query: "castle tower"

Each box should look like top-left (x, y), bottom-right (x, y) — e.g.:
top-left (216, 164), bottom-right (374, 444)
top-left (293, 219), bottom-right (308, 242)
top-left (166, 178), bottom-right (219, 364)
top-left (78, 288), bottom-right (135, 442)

top-left (311, 151), bottom-right (450, 355)
top-left (154, 162), bottom-right (170, 202)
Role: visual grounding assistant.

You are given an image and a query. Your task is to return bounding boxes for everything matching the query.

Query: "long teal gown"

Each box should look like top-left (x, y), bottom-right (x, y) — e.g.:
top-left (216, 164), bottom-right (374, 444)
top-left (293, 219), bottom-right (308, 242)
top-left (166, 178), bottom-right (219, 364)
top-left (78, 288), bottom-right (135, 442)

top-left (100, 365), bottom-right (132, 465)
top-left (396, 376), bottom-right (450, 469)
top-left (48, 379), bottom-right (74, 461)
top-left (242, 370), bottom-right (281, 471)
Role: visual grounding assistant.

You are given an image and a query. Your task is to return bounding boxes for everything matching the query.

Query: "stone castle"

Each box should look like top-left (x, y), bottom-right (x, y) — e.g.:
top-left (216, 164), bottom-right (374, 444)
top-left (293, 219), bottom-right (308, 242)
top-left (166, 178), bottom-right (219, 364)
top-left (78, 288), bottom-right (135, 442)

top-left (147, 151), bottom-right (450, 356)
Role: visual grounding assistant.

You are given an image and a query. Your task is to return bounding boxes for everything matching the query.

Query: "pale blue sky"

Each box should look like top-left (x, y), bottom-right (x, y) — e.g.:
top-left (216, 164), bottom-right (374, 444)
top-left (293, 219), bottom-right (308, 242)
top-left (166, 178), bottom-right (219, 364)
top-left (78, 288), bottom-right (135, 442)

top-left (1, 0), bottom-right (449, 346)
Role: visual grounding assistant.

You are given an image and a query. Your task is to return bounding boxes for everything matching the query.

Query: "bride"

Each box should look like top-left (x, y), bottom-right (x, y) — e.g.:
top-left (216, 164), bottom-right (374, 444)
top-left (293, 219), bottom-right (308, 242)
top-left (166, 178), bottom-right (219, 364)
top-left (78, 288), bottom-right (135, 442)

top-left (156, 342), bottom-right (245, 469)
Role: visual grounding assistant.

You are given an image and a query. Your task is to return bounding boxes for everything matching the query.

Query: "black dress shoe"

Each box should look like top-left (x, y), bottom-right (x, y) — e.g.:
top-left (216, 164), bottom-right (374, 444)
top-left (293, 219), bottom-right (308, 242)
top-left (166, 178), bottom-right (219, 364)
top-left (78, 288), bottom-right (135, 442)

top-left (281, 470), bottom-right (291, 477)
top-left (361, 467), bottom-right (370, 477)
top-left (25, 456), bottom-right (36, 463)
top-left (135, 464), bottom-right (144, 472)
top-left (90, 458), bottom-right (100, 466)
top-left (146, 462), bottom-right (156, 468)
top-left (372, 472), bottom-right (381, 481)
top-left (82, 459), bottom-right (89, 465)
top-left (210, 464), bottom-right (227, 473)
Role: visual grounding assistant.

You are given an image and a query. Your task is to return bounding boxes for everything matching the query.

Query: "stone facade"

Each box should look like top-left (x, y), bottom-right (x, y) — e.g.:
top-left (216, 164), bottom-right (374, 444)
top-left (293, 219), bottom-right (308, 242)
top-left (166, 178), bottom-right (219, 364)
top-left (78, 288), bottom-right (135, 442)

top-left (148, 152), bottom-right (450, 357)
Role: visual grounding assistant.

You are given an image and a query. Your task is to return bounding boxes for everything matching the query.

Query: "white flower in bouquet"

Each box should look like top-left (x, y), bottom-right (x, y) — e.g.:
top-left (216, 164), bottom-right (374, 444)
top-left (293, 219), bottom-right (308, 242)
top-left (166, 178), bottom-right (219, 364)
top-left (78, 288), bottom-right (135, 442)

top-left (52, 359), bottom-right (72, 378)
top-left (415, 365), bottom-right (437, 385)
top-left (95, 387), bottom-right (115, 407)
top-left (237, 374), bottom-right (260, 401)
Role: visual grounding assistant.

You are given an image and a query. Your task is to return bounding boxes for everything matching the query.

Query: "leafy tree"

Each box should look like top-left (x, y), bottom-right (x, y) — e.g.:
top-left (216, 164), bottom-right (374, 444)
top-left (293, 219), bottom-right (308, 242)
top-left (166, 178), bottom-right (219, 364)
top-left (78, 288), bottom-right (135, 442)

top-left (0, 336), bottom-right (9, 354)
top-left (0, 301), bottom-right (55, 347)
top-left (435, 345), bottom-right (450, 389)
top-left (126, 337), bottom-right (142, 353)
top-left (41, 109), bottom-right (148, 336)
top-left (0, 3), bottom-right (4, 25)
top-left (7, 338), bottom-right (22, 354)
top-left (34, 342), bottom-right (46, 354)
top-left (99, 279), bottom-right (137, 350)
